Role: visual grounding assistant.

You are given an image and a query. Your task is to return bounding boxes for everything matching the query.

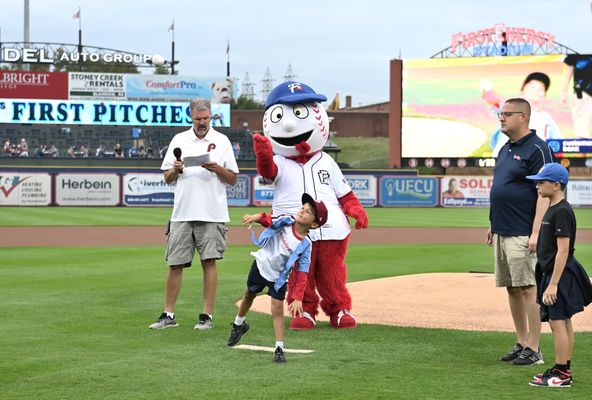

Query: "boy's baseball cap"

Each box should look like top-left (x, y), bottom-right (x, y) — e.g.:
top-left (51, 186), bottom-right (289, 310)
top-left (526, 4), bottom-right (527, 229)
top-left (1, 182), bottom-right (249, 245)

top-left (526, 162), bottom-right (569, 184)
top-left (264, 81), bottom-right (327, 111)
top-left (301, 193), bottom-right (328, 228)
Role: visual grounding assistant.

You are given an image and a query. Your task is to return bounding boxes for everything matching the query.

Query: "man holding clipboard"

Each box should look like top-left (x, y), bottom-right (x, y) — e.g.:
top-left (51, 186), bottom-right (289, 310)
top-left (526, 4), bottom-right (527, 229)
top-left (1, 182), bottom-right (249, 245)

top-left (149, 98), bottom-right (239, 331)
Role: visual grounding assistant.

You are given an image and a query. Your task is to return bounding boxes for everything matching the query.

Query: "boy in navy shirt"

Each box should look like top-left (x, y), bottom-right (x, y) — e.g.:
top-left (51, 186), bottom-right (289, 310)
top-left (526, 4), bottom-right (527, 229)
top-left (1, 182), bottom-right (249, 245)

top-left (526, 163), bottom-right (592, 387)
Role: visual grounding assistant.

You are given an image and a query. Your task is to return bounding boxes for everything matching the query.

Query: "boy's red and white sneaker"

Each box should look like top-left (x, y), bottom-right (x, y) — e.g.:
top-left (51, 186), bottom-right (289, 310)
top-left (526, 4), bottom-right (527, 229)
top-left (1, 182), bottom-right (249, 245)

top-left (534, 368), bottom-right (572, 381)
top-left (529, 368), bottom-right (572, 388)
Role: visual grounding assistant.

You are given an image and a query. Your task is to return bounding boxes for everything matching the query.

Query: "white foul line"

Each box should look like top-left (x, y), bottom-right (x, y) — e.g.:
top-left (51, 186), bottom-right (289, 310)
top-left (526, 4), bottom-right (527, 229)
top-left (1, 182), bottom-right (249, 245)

top-left (234, 344), bottom-right (314, 354)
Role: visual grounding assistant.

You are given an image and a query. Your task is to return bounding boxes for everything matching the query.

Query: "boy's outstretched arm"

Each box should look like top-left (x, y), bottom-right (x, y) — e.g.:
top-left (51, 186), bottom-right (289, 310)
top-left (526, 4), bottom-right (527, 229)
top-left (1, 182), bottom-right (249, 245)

top-left (242, 212), bottom-right (272, 228)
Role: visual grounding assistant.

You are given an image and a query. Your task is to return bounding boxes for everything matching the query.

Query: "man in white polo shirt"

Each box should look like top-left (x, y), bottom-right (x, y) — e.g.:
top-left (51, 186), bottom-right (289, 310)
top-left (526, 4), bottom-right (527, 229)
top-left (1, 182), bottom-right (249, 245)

top-left (149, 98), bottom-right (239, 331)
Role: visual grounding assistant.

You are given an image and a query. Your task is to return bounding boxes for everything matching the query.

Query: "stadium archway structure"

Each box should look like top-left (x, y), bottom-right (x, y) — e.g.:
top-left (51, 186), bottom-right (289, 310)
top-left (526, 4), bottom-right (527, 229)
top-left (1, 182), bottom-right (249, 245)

top-left (430, 24), bottom-right (579, 58)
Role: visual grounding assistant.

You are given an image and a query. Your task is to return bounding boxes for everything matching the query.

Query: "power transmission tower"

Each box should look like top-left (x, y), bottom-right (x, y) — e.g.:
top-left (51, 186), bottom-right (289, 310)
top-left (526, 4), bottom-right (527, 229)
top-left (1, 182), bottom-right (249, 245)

top-left (283, 64), bottom-right (297, 81)
top-left (261, 67), bottom-right (274, 101)
top-left (241, 72), bottom-right (255, 100)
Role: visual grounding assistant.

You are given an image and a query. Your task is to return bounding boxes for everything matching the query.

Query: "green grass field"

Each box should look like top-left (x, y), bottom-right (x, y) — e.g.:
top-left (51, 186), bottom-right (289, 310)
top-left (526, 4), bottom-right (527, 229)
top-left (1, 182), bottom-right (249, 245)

top-left (331, 137), bottom-right (389, 168)
top-left (1, 207), bottom-right (592, 399)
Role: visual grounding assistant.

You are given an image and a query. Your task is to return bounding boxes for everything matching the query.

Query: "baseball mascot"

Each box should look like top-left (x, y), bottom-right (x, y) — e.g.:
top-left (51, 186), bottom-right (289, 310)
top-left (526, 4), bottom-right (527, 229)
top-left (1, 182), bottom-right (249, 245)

top-left (253, 81), bottom-right (368, 329)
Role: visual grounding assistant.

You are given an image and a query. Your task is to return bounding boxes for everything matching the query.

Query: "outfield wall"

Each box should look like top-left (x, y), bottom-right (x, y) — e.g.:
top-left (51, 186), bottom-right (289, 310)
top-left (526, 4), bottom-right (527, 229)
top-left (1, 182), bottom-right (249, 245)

top-left (1, 167), bottom-right (591, 207)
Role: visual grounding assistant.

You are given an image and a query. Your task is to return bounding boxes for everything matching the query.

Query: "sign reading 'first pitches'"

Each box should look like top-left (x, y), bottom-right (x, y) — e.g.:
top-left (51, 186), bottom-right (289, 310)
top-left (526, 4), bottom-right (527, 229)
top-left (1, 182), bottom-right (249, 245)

top-left (0, 99), bottom-right (231, 127)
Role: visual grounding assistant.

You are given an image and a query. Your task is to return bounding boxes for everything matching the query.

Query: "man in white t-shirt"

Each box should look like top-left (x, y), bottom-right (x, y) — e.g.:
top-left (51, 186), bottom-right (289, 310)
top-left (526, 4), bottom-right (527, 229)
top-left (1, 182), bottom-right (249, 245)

top-left (149, 98), bottom-right (239, 331)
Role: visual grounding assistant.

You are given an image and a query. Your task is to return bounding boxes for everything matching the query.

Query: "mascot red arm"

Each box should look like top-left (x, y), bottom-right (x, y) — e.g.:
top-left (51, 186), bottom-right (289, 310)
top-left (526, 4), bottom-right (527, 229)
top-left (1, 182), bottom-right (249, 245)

top-left (254, 81), bottom-right (368, 330)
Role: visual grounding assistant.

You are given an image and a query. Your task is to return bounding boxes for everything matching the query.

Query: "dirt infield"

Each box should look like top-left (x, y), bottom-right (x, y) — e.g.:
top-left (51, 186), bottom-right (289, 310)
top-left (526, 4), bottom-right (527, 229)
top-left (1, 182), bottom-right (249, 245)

top-left (247, 273), bottom-right (592, 332)
top-left (4, 226), bottom-right (592, 332)
top-left (3, 226), bottom-right (592, 247)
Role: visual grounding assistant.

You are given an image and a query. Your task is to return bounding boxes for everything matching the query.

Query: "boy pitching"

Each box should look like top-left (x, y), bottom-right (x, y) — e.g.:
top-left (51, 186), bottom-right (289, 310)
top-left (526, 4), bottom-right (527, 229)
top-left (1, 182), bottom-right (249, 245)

top-left (226, 193), bottom-right (328, 363)
top-left (526, 163), bottom-right (592, 388)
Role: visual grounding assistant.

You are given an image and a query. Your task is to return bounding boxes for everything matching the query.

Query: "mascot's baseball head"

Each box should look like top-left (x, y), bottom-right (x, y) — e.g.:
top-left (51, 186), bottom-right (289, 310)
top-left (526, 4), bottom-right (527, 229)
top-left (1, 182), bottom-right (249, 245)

top-left (263, 81), bottom-right (329, 158)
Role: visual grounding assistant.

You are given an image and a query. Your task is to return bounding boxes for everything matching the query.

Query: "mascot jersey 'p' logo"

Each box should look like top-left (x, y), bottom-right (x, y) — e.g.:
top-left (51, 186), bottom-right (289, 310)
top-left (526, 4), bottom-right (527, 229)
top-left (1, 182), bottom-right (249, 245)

top-left (288, 82), bottom-right (302, 93)
top-left (317, 170), bottom-right (330, 185)
top-left (207, 143), bottom-right (216, 152)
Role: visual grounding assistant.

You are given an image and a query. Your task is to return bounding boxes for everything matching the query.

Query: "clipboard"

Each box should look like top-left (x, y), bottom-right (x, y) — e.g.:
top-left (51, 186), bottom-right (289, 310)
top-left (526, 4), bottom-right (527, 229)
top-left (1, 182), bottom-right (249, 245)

top-left (183, 153), bottom-right (210, 167)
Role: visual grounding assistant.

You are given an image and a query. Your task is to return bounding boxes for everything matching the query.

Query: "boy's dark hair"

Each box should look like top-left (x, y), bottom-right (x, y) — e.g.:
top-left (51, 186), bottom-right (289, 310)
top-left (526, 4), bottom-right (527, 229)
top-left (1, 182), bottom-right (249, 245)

top-left (560, 183), bottom-right (566, 191)
top-left (521, 72), bottom-right (551, 92)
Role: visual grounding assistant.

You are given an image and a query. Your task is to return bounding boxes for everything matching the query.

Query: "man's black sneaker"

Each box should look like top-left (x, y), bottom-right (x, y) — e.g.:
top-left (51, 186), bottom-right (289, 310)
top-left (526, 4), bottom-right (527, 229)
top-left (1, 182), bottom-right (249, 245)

top-left (529, 368), bottom-right (571, 387)
top-left (273, 347), bottom-right (286, 363)
top-left (500, 343), bottom-right (523, 362)
top-left (148, 312), bottom-right (178, 329)
top-left (512, 346), bottom-right (544, 365)
top-left (227, 322), bottom-right (249, 346)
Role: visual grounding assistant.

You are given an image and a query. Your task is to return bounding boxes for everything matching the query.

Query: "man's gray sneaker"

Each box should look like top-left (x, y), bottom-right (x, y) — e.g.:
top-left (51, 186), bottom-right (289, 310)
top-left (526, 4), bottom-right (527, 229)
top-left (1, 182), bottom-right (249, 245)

top-left (194, 313), bottom-right (213, 330)
top-left (500, 343), bottom-right (523, 362)
top-left (149, 312), bottom-right (178, 329)
top-left (512, 347), bottom-right (544, 366)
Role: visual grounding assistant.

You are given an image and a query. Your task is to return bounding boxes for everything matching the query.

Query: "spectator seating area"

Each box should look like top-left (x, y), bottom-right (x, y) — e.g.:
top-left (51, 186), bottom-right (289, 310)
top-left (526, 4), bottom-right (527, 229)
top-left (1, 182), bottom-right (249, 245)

top-left (0, 124), bottom-right (256, 161)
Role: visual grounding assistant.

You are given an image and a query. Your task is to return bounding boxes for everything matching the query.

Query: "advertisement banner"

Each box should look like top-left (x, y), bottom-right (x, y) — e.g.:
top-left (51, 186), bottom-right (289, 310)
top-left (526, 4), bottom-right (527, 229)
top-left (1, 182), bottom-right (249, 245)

top-left (253, 176), bottom-right (274, 206)
top-left (379, 177), bottom-right (438, 207)
top-left (69, 72), bottom-right (126, 100)
top-left (55, 173), bottom-right (120, 206)
top-left (0, 173), bottom-right (51, 205)
top-left (566, 180), bottom-right (592, 206)
top-left (440, 176), bottom-right (493, 207)
top-left (123, 173), bottom-right (175, 206)
top-left (0, 99), bottom-right (231, 127)
top-left (547, 138), bottom-right (592, 158)
top-left (226, 175), bottom-right (251, 206)
top-left (125, 75), bottom-right (236, 103)
top-left (344, 175), bottom-right (377, 206)
top-left (0, 70), bottom-right (68, 100)
top-left (402, 55), bottom-right (579, 158)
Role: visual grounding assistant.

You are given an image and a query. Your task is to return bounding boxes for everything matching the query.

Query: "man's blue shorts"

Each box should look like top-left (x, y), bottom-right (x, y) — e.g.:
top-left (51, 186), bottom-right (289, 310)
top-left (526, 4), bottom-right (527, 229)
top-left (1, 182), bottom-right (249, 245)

top-left (246, 260), bottom-right (287, 301)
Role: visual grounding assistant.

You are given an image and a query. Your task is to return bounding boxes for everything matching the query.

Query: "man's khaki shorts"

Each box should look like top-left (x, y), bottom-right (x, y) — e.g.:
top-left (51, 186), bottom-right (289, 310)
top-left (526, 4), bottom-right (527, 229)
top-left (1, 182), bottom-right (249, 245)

top-left (165, 221), bottom-right (228, 267)
top-left (493, 234), bottom-right (537, 287)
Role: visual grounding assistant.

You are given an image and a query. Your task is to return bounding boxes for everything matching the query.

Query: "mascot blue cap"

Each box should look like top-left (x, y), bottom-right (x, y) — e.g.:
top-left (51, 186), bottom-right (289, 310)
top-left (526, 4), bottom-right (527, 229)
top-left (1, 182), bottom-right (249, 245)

top-left (264, 81), bottom-right (327, 111)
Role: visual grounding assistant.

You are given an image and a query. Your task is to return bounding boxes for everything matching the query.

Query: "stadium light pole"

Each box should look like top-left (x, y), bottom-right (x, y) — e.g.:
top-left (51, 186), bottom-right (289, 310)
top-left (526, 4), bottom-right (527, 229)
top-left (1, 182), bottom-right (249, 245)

top-left (226, 40), bottom-right (230, 77)
top-left (77, 8), bottom-right (82, 72)
top-left (169, 19), bottom-right (176, 75)
top-left (23, 0), bottom-right (30, 71)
